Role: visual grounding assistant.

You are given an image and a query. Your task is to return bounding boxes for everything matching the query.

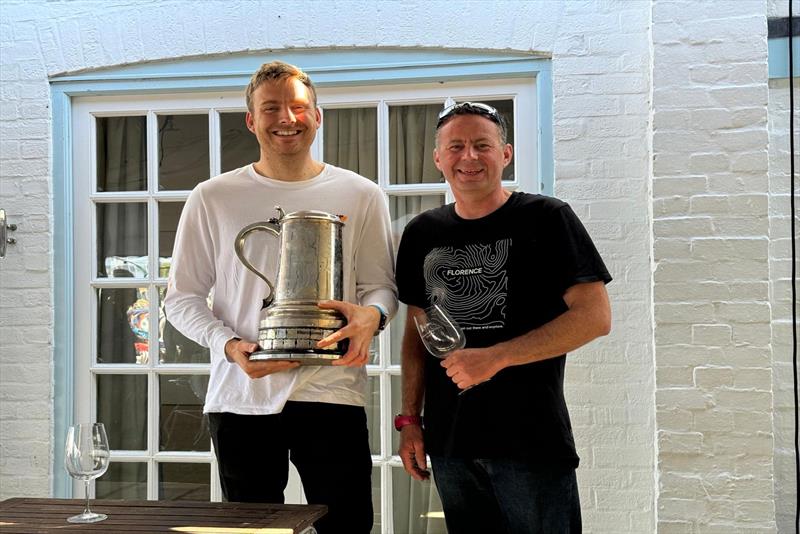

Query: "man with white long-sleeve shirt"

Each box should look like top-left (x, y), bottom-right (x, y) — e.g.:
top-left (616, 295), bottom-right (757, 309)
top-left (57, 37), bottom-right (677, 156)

top-left (164, 61), bottom-right (397, 534)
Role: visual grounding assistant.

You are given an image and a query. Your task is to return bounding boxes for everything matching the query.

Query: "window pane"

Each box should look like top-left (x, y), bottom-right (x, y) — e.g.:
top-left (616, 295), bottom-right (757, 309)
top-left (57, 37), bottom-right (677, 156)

top-left (97, 287), bottom-right (150, 364)
top-left (96, 462), bottom-right (147, 500)
top-left (158, 463), bottom-right (210, 501)
top-left (159, 375), bottom-right (210, 452)
top-left (368, 336), bottom-right (379, 365)
top-left (97, 374), bottom-right (148, 450)
top-left (220, 112), bottom-right (259, 173)
top-left (97, 202), bottom-right (148, 278)
top-left (158, 287), bottom-right (210, 364)
top-left (158, 201), bottom-right (184, 278)
top-left (96, 116), bottom-right (147, 192)
top-left (482, 98), bottom-right (515, 181)
top-left (390, 194), bottom-right (445, 252)
top-left (390, 302), bottom-right (409, 367)
top-left (393, 99), bottom-right (516, 183)
top-left (392, 466), bottom-right (446, 533)
top-left (371, 466), bottom-right (381, 534)
top-left (323, 108), bottom-right (377, 182)
top-left (390, 375), bottom-right (402, 455)
top-left (366, 375), bottom-right (380, 455)
top-left (389, 104), bottom-right (442, 185)
top-left (389, 195), bottom-right (445, 366)
top-left (157, 114), bottom-right (210, 191)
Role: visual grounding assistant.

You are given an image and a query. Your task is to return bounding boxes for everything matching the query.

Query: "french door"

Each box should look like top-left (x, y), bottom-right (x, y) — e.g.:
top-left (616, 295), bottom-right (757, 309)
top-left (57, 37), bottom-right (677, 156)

top-left (71, 77), bottom-right (537, 533)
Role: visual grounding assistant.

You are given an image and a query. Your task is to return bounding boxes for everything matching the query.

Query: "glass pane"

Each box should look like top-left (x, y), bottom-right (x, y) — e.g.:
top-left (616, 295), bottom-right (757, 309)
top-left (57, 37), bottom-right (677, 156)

top-left (159, 375), bottom-right (210, 452)
top-left (323, 107), bottom-right (378, 182)
top-left (366, 375), bottom-right (380, 455)
top-left (389, 104), bottom-right (442, 186)
top-left (368, 336), bottom-right (379, 365)
top-left (220, 112), bottom-right (259, 173)
top-left (483, 98), bottom-right (515, 181)
top-left (390, 375), bottom-right (402, 455)
top-left (96, 116), bottom-right (147, 192)
top-left (158, 287), bottom-right (210, 364)
top-left (96, 462), bottom-right (147, 500)
top-left (97, 202), bottom-right (148, 278)
top-left (97, 287), bottom-right (150, 364)
top-left (389, 194), bottom-right (445, 368)
top-left (396, 99), bottom-right (516, 183)
top-left (371, 466), bottom-right (381, 534)
top-left (158, 201), bottom-right (184, 278)
top-left (158, 463), bottom-right (210, 501)
top-left (97, 374), bottom-right (148, 450)
top-left (157, 114), bottom-right (210, 191)
top-left (392, 466), bottom-right (446, 534)
top-left (389, 194), bottom-right (445, 253)
top-left (390, 302), bottom-right (409, 367)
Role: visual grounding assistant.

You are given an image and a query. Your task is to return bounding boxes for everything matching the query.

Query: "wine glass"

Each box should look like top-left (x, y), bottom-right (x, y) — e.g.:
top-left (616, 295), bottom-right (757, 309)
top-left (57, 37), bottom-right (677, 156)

top-left (413, 304), bottom-right (466, 358)
top-left (415, 304), bottom-right (489, 394)
top-left (64, 423), bottom-right (110, 523)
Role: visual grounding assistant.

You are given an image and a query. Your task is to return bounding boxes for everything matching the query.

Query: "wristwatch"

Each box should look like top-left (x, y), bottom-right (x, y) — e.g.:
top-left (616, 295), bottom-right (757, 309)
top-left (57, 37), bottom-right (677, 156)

top-left (394, 414), bottom-right (423, 431)
top-left (370, 305), bottom-right (388, 335)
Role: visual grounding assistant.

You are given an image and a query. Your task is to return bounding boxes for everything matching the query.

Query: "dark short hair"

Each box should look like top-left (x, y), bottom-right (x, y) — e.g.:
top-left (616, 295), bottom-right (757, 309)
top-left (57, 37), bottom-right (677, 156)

top-left (435, 101), bottom-right (508, 144)
top-left (245, 61), bottom-right (317, 113)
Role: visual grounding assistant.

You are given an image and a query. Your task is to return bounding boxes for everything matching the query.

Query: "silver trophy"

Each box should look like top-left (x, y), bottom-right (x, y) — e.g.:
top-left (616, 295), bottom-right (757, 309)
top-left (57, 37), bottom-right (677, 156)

top-left (234, 207), bottom-right (347, 364)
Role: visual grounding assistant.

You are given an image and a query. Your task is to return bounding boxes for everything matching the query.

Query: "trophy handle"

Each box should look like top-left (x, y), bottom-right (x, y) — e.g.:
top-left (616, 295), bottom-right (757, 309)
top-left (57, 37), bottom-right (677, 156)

top-left (234, 221), bottom-right (280, 307)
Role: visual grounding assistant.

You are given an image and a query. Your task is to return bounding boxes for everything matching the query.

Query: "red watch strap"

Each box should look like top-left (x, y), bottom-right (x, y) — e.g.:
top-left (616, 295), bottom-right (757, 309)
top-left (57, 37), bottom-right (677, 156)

top-left (394, 415), bottom-right (422, 431)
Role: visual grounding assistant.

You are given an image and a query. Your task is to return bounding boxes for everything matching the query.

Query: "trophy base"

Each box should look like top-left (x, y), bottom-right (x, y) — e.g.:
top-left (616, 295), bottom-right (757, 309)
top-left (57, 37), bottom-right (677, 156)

top-left (252, 304), bottom-right (348, 366)
top-left (248, 350), bottom-right (342, 365)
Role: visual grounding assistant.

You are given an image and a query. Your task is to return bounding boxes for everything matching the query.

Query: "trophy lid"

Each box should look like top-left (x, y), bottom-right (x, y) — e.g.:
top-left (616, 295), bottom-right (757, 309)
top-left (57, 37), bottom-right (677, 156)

top-left (281, 210), bottom-right (343, 224)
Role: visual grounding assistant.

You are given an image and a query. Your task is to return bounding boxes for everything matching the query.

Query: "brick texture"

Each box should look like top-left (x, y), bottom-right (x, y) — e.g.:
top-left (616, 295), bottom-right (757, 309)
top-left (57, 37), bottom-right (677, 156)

top-left (767, 74), bottom-right (798, 534)
top-left (652, 1), bottom-right (776, 532)
top-left (0, 0), bottom-right (790, 532)
top-left (0, 4), bottom-right (655, 529)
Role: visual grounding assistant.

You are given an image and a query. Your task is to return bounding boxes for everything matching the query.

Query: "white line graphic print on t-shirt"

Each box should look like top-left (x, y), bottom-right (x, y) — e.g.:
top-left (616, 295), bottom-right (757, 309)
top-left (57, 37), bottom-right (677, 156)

top-left (423, 239), bottom-right (510, 331)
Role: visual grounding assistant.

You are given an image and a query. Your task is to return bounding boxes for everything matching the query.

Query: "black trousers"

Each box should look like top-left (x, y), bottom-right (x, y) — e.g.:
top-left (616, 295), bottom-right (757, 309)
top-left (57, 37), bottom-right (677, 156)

top-left (208, 402), bottom-right (373, 534)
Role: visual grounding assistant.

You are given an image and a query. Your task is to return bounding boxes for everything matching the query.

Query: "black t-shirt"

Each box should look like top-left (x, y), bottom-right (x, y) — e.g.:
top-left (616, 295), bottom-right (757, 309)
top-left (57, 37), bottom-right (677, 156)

top-left (396, 192), bottom-right (612, 467)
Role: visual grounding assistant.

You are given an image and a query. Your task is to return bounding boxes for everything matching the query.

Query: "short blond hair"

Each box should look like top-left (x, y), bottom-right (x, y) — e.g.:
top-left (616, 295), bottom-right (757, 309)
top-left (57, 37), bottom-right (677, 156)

top-left (245, 61), bottom-right (317, 113)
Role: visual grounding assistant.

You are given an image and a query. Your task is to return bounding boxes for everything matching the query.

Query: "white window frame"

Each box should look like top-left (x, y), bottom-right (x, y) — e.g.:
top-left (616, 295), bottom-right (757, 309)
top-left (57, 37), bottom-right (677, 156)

top-left (70, 76), bottom-right (539, 531)
top-left (317, 78), bottom-right (539, 195)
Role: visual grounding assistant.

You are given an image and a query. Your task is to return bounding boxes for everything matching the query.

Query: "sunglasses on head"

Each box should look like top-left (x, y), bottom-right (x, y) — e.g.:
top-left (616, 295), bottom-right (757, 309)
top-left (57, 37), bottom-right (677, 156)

top-left (436, 102), bottom-right (503, 129)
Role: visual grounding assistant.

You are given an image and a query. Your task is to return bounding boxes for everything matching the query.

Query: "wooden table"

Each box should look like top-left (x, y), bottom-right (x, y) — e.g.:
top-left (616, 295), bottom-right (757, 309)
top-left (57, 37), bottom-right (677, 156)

top-left (0, 498), bottom-right (326, 533)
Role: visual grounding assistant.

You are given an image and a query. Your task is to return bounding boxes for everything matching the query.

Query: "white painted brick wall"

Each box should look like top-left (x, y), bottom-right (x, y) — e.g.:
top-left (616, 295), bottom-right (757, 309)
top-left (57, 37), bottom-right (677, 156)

top-left (767, 75), bottom-right (798, 534)
top-left (0, 3), bottom-right (655, 529)
top-left (652, 1), bottom-right (777, 533)
top-left (549, 5), bottom-right (654, 531)
top-left (0, 0), bottom-right (54, 497)
top-left (1, 0), bottom-right (789, 531)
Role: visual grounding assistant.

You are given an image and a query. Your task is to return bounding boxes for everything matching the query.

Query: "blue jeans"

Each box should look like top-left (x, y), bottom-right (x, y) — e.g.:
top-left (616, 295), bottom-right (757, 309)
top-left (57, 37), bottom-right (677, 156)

top-left (430, 456), bottom-right (581, 534)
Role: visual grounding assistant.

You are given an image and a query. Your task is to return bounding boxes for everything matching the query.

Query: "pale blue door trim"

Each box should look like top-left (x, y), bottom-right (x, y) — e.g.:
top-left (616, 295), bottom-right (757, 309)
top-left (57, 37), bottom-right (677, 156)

top-left (50, 47), bottom-right (554, 496)
top-left (50, 48), bottom-right (550, 86)
top-left (51, 89), bottom-right (75, 498)
top-left (537, 66), bottom-right (554, 196)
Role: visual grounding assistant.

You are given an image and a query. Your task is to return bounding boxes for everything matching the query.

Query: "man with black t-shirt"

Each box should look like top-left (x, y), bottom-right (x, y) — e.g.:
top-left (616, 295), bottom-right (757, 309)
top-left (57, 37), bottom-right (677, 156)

top-left (395, 102), bottom-right (612, 533)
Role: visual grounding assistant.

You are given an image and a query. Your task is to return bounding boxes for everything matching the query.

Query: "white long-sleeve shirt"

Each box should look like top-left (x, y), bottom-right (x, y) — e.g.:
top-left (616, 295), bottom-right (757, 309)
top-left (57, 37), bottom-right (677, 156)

top-left (164, 163), bottom-right (398, 414)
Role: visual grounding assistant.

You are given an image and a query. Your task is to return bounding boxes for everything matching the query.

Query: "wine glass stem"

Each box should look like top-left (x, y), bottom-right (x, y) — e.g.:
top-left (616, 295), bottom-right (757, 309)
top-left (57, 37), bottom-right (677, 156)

top-left (83, 479), bottom-right (92, 516)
